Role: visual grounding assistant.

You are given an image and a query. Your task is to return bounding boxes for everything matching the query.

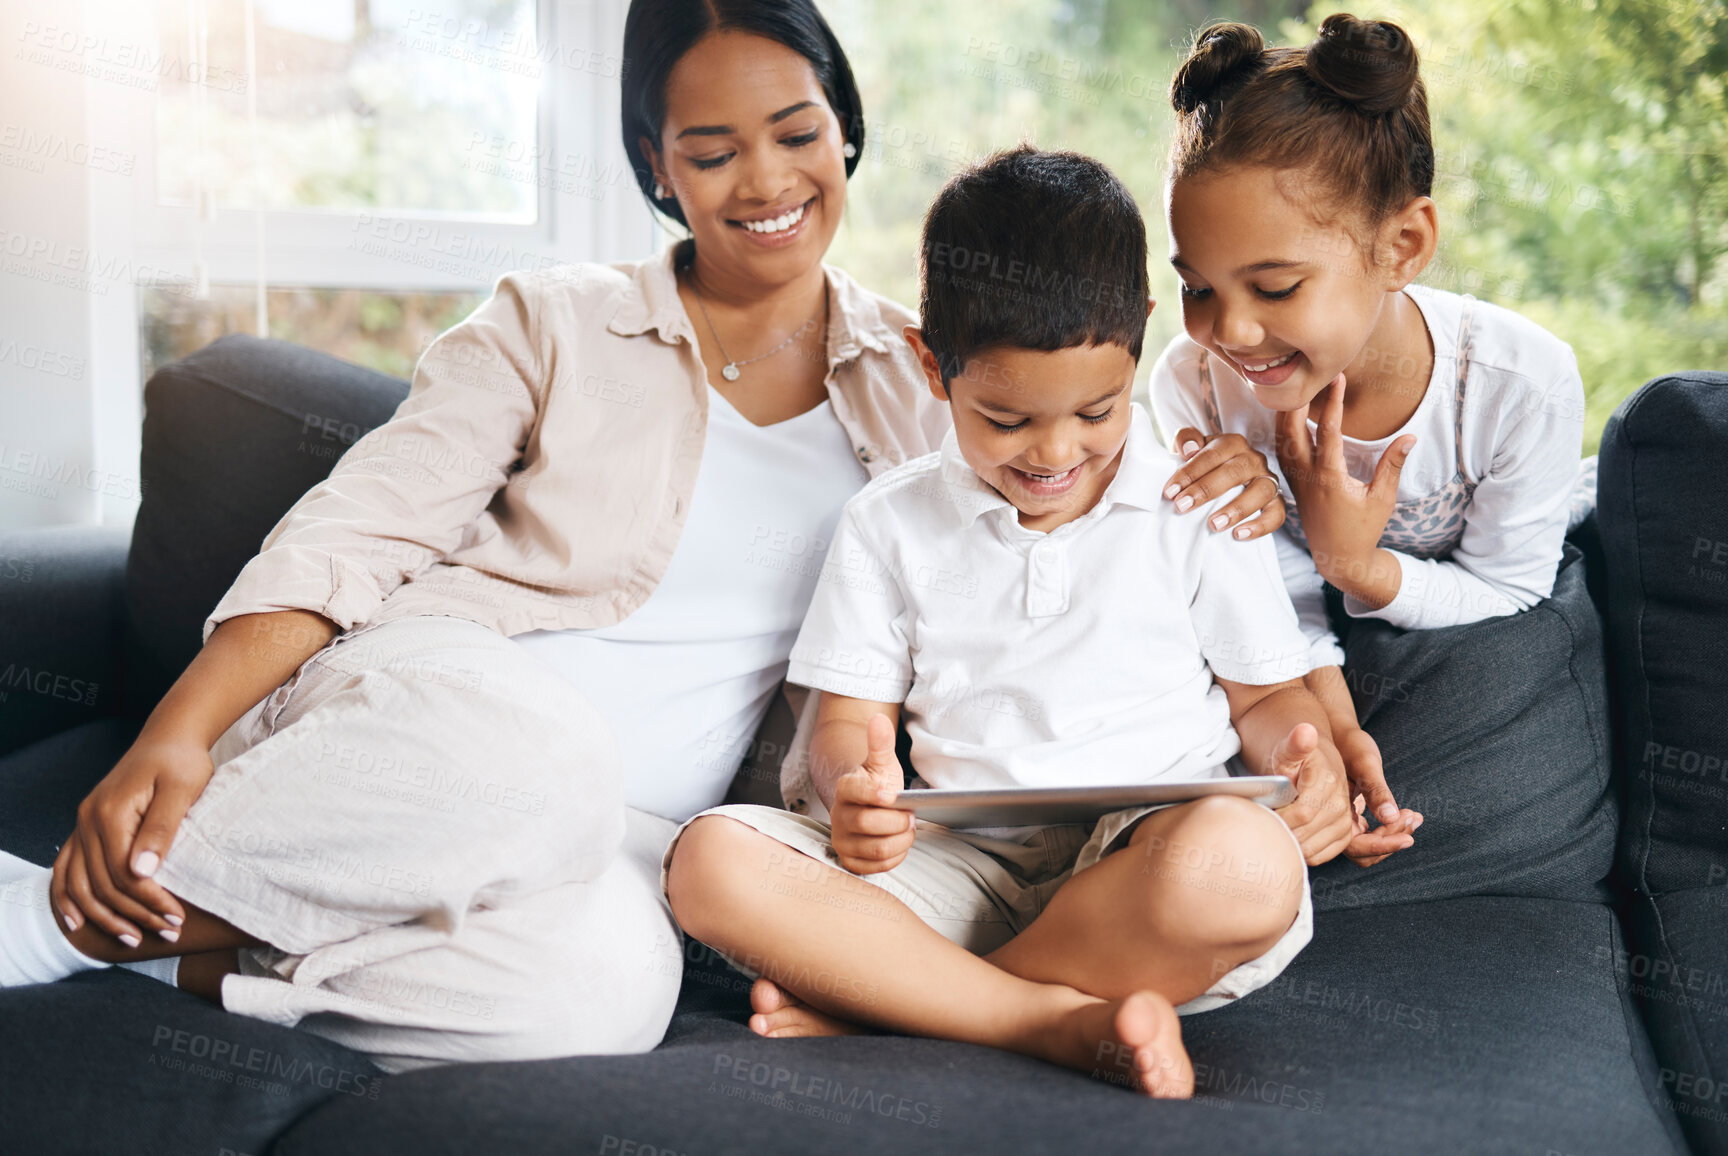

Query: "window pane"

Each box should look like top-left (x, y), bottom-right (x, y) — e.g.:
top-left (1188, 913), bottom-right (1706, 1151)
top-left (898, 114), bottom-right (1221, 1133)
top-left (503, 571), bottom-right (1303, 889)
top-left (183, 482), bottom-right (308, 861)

top-left (155, 0), bottom-right (539, 220)
top-left (140, 285), bottom-right (485, 384)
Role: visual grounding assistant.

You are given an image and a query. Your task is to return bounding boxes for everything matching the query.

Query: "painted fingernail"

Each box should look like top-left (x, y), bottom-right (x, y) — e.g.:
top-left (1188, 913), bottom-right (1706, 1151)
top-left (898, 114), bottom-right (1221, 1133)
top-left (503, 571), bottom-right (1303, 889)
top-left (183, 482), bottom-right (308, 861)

top-left (1175, 495), bottom-right (1194, 512)
top-left (1234, 526), bottom-right (1252, 540)
top-left (118, 933), bottom-right (141, 948)
top-left (163, 913), bottom-right (184, 927)
top-left (1163, 483), bottom-right (1180, 499)
top-left (158, 928), bottom-right (179, 943)
top-left (60, 906), bottom-right (82, 931)
top-left (1182, 440), bottom-right (1201, 457)
top-left (1210, 513), bottom-right (1229, 531)
top-left (133, 851), bottom-right (160, 878)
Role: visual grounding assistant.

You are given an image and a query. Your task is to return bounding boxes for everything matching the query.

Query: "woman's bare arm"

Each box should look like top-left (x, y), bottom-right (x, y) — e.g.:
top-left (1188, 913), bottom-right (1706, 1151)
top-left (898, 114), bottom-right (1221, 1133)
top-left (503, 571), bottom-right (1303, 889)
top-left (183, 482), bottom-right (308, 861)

top-left (50, 609), bottom-right (340, 943)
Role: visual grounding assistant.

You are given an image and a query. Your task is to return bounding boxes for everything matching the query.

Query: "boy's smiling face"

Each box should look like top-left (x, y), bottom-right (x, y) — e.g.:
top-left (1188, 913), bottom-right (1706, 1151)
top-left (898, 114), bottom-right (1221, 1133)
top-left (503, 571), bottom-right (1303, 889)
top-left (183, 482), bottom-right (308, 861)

top-left (905, 329), bottom-right (1137, 532)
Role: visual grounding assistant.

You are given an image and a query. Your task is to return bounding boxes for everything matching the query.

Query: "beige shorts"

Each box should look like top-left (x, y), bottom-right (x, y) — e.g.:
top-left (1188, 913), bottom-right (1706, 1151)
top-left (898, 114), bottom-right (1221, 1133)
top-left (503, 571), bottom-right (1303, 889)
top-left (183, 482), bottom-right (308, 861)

top-left (662, 800), bottom-right (1313, 1015)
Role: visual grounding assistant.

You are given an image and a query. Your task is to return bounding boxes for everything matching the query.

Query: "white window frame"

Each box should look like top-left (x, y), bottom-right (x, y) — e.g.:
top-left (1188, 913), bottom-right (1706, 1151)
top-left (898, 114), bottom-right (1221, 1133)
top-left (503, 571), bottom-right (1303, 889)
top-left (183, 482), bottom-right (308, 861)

top-left (130, 0), bottom-right (654, 292)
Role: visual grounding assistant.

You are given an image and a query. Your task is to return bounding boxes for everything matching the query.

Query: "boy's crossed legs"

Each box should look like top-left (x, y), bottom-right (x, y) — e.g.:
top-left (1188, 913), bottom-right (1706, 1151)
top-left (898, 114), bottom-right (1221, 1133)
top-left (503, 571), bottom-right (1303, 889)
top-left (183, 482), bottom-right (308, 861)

top-left (665, 793), bottom-right (1307, 1098)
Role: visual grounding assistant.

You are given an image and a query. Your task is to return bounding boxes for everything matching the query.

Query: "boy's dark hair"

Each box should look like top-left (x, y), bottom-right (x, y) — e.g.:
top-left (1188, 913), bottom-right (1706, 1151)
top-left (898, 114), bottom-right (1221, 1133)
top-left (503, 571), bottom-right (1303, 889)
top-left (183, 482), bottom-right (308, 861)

top-left (1168, 14), bottom-right (1433, 235)
top-left (918, 146), bottom-right (1150, 387)
top-left (622, 0), bottom-right (866, 228)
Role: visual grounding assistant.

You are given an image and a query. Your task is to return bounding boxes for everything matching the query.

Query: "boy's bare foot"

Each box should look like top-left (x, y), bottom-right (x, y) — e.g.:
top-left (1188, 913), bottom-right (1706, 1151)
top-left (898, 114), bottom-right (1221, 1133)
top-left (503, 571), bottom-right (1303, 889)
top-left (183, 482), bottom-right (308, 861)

top-left (748, 977), bottom-right (873, 1039)
top-left (1050, 990), bottom-right (1194, 1098)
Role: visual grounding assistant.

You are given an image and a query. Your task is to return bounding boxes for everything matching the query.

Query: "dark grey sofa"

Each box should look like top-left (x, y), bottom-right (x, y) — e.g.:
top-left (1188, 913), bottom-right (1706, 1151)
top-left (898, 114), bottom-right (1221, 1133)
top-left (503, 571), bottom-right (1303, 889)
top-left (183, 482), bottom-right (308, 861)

top-left (0, 335), bottom-right (1722, 1156)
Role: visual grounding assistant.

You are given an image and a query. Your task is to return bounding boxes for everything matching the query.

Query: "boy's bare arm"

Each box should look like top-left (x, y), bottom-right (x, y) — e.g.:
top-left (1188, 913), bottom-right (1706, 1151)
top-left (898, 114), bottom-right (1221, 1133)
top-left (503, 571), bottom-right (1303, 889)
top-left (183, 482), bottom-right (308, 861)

top-left (809, 692), bottom-right (903, 811)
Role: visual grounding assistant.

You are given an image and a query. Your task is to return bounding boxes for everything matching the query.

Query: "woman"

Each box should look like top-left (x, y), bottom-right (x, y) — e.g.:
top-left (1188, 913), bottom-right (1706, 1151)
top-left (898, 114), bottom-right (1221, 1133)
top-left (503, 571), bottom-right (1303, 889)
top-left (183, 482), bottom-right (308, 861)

top-left (0, 0), bottom-right (1301, 1070)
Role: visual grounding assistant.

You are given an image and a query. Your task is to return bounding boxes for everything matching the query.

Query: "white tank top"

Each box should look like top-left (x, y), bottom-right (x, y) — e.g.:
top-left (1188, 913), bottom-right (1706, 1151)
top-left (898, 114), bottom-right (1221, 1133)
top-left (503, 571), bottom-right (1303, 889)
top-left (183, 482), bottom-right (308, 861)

top-left (513, 386), bottom-right (869, 821)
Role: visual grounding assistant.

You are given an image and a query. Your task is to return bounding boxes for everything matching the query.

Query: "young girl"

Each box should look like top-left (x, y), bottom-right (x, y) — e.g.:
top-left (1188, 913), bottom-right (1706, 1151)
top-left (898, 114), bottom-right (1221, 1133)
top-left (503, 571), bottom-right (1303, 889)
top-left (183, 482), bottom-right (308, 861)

top-left (1152, 15), bottom-right (1585, 778)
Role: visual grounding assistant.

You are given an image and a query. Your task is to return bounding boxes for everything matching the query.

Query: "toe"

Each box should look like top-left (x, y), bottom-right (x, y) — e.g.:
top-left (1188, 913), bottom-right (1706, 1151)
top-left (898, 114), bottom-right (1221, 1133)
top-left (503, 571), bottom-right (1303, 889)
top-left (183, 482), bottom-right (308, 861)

top-left (750, 976), bottom-right (793, 1016)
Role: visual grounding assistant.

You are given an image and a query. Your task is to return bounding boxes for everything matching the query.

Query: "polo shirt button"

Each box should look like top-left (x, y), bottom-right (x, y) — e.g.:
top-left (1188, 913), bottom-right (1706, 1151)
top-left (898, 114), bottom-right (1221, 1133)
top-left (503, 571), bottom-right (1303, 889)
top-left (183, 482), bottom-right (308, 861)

top-left (857, 446), bottom-right (875, 463)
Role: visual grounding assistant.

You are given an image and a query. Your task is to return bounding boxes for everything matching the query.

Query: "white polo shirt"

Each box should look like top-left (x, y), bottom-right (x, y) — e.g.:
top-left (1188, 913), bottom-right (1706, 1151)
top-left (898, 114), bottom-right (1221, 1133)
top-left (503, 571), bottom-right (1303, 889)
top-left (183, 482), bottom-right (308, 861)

top-left (785, 403), bottom-right (1313, 792)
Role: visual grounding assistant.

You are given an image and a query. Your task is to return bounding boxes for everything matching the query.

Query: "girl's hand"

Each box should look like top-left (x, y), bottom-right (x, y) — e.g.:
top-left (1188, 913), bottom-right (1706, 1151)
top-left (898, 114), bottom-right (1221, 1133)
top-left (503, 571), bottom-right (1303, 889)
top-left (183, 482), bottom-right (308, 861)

top-left (1163, 428), bottom-right (1287, 541)
top-left (1333, 727), bottom-right (1422, 867)
top-left (830, 715), bottom-right (915, 876)
top-left (50, 735), bottom-right (208, 945)
top-left (1274, 374), bottom-right (1413, 606)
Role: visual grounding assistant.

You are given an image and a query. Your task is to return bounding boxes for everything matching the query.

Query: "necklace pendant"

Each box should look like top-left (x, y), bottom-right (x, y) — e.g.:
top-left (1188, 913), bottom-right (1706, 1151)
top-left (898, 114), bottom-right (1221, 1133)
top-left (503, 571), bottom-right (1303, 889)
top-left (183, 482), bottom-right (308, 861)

top-left (721, 363), bottom-right (741, 382)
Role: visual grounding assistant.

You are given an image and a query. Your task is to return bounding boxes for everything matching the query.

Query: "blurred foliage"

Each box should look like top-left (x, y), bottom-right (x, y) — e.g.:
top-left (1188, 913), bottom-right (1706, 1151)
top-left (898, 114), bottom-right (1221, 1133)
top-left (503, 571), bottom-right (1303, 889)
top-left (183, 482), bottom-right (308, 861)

top-left (140, 286), bottom-right (484, 384)
top-left (822, 0), bottom-right (1728, 451)
top-left (155, 0), bottom-right (539, 218)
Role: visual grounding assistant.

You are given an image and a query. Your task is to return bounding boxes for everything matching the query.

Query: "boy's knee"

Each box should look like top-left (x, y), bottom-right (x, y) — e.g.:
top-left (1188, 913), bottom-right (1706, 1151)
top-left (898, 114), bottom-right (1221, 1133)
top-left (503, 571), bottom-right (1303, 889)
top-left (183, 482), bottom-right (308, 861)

top-left (665, 816), bottom-right (761, 936)
top-left (1138, 796), bottom-right (1302, 940)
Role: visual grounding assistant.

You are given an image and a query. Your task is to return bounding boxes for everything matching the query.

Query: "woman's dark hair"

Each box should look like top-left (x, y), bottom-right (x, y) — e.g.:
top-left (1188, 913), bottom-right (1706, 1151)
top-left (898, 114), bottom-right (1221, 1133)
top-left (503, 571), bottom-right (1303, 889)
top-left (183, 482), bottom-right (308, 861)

top-left (919, 146), bottom-right (1149, 387)
top-left (620, 0), bottom-right (866, 227)
top-left (1169, 13), bottom-right (1433, 236)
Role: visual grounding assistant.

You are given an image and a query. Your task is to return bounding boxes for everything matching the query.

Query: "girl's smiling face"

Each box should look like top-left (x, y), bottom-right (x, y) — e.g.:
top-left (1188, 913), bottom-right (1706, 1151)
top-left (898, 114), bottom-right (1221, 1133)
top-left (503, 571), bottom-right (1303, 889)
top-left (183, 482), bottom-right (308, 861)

top-left (643, 31), bottom-right (848, 290)
top-left (1167, 165), bottom-right (1426, 412)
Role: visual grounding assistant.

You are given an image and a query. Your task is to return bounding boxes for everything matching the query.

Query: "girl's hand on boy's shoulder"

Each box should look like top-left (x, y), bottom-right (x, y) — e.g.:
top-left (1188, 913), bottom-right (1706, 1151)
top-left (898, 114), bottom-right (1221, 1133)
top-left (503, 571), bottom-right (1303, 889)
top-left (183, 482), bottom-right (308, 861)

top-left (830, 714), bottom-right (915, 875)
top-left (1162, 428), bottom-right (1287, 541)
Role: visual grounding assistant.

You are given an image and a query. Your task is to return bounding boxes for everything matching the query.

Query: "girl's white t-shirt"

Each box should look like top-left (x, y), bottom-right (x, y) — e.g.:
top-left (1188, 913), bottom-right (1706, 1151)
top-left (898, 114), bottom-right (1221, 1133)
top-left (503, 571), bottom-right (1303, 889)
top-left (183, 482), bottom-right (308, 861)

top-left (1151, 284), bottom-right (1586, 665)
top-left (513, 388), bottom-right (868, 822)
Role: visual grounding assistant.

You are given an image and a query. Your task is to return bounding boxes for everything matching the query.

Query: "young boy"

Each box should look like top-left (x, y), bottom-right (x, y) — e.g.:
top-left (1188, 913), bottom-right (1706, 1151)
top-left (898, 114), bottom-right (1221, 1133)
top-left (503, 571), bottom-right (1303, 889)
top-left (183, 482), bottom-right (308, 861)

top-left (664, 147), bottom-right (1373, 1097)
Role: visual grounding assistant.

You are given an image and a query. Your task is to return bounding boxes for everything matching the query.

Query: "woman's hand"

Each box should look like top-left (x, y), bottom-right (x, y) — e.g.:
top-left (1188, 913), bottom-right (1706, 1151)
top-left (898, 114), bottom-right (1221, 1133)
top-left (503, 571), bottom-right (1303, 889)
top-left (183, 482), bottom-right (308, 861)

top-left (829, 714), bottom-right (915, 876)
top-left (50, 734), bottom-right (212, 944)
top-left (1274, 374), bottom-right (1412, 608)
top-left (1162, 428), bottom-right (1287, 541)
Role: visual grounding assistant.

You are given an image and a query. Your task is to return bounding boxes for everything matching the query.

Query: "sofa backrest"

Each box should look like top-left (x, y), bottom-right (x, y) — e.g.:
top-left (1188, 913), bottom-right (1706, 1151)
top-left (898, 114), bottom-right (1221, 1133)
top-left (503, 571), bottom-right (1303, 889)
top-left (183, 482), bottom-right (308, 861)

top-left (1598, 371), bottom-right (1728, 895)
top-left (124, 335), bottom-right (410, 712)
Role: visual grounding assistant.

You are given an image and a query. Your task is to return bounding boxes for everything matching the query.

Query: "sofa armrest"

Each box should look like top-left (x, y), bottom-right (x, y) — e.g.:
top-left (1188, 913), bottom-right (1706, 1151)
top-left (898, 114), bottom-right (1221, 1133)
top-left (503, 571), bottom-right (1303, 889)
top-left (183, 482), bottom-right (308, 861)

top-left (0, 525), bottom-right (130, 758)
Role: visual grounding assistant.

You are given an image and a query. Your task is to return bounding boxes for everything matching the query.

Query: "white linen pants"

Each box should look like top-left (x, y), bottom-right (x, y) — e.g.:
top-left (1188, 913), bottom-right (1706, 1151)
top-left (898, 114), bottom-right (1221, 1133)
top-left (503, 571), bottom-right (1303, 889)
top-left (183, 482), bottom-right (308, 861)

top-left (152, 615), bottom-right (686, 1073)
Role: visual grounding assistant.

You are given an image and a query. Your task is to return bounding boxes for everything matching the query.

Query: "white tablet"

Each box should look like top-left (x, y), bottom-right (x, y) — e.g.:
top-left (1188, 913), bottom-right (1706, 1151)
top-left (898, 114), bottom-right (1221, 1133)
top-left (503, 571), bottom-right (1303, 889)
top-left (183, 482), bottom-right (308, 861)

top-left (887, 776), bottom-right (1296, 829)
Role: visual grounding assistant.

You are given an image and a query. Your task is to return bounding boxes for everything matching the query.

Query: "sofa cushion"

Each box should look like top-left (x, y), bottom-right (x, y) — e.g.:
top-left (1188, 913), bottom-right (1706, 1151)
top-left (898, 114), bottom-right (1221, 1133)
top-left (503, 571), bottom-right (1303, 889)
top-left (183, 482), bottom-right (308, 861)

top-left (0, 969), bottom-right (382, 1156)
top-left (1599, 369), bottom-right (1728, 1155)
top-left (0, 526), bottom-right (130, 757)
top-left (125, 336), bottom-right (410, 712)
top-left (0, 716), bottom-right (139, 866)
top-left (274, 897), bottom-right (1682, 1156)
top-left (1308, 537), bottom-right (1618, 912)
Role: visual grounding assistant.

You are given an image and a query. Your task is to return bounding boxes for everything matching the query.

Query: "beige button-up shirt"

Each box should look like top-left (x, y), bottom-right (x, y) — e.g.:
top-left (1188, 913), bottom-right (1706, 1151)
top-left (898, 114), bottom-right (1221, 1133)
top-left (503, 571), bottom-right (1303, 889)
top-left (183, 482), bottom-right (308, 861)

top-left (207, 245), bottom-right (951, 809)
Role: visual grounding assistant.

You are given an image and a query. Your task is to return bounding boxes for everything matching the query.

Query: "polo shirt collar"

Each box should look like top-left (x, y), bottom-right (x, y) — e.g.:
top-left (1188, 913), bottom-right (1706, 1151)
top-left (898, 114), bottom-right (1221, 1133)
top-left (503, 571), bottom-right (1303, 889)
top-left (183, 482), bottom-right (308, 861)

top-left (935, 403), bottom-right (1167, 527)
top-left (607, 242), bottom-right (896, 364)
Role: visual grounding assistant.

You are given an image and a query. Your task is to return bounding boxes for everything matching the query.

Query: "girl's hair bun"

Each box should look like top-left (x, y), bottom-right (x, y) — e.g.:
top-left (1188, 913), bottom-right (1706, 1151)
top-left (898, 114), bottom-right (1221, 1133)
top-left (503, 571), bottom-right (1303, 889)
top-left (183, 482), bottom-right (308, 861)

top-left (1171, 22), bottom-right (1266, 114)
top-left (1303, 12), bottom-right (1419, 116)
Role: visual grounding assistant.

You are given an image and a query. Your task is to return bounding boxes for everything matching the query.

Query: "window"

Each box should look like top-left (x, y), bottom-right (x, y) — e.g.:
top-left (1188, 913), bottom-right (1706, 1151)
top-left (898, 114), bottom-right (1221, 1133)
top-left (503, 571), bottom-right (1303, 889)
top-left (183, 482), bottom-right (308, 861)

top-left (135, 0), bottom-right (649, 380)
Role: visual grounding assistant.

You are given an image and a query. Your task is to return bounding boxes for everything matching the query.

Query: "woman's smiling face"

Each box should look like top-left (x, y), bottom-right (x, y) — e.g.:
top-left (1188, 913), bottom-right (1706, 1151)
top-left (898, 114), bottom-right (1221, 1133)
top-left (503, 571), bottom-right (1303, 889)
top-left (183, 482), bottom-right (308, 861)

top-left (645, 30), bottom-right (848, 287)
top-left (1166, 165), bottom-right (1398, 412)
